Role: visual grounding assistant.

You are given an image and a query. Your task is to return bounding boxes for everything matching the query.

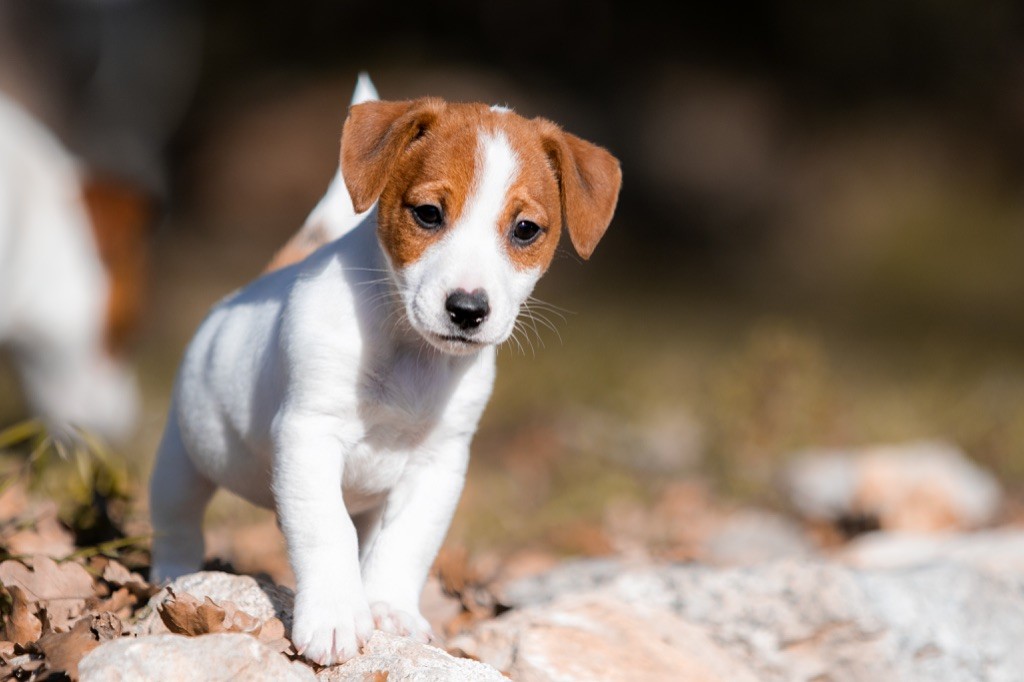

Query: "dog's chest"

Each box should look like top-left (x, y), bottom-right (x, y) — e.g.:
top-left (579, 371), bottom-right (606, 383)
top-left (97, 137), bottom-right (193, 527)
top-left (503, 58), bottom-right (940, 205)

top-left (338, 347), bottom-right (493, 510)
top-left (356, 348), bottom-right (477, 448)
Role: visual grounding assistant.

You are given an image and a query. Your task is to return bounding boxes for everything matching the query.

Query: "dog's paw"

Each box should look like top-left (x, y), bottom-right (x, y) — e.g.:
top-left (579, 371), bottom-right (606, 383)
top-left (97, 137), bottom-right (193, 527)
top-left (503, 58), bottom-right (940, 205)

top-left (369, 602), bottom-right (433, 643)
top-left (291, 591), bottom-right (374, 666)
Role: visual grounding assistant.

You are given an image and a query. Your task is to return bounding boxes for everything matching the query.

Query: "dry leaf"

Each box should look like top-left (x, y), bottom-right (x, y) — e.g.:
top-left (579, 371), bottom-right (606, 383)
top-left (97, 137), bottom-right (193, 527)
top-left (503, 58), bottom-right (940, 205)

top-left (157, 589), bottom-right (284, 648)
top-left (0, 648), bottom-right (44, 680)
top-left (0, 557), bottom-right (94, 630)
top-left (3, 510), bottom-right (75, 560)
top-left (95, 557), bottom-right (159, 602)
top-left (255, 617), bottom-right (291, 654)
top-left (35, 612), bottom-right (122, 681)
top-left (89, 612), bottom-right (122, 641)
top-left (1, 586), bottom-right (41, 645)
top-left (158, 591), bottom-right (222, 636)
top-left (93, 587), bottom-right (133, 619)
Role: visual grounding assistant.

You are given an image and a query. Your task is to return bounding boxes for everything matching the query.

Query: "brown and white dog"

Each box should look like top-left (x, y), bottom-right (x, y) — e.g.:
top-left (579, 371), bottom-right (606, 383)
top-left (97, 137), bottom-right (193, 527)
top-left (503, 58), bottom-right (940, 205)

top-left (149, 74), bottom-right (621, 665)
top-left (0, 88), bottom-right (139, 443)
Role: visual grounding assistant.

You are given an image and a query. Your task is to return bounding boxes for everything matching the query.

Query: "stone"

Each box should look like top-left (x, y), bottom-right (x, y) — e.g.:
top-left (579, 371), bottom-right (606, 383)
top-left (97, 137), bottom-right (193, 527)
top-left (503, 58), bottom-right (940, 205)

top-left (462, 558), bottom-right (1024, 681)
top-left (781, 440), bottom-right (1001, 532)
top-left (319, 631), bottom-right (505, 681)
top-left (136, 571), bottom-right (294, 636)
top-left (702, 510), bottom-right (817, 566)
top-left (451, 594), bottom-right (759, 681)
top-left (78, 633), bottom-right (315, 682)
top-left (840, 528), bottom-right (1024, 573)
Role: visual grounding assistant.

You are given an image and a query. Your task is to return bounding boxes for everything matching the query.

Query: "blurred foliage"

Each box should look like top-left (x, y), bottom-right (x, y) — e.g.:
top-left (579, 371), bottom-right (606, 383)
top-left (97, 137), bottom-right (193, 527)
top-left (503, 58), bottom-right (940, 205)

top-left (0, 420), bottom-right (137, 554)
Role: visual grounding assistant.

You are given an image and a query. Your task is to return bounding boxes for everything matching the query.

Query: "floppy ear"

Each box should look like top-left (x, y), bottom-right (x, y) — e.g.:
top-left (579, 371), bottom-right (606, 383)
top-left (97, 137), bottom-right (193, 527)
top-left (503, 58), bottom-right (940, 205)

top-left (543, 126), bottom-right (622, 260)
top-left (341, 98), bottom-right (445, 212)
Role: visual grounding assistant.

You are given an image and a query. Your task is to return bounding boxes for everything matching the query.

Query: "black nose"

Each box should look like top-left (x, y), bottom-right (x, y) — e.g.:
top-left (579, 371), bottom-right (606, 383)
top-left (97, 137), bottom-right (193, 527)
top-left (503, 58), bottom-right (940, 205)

top-left (445, 289), bottom-right (490, 330)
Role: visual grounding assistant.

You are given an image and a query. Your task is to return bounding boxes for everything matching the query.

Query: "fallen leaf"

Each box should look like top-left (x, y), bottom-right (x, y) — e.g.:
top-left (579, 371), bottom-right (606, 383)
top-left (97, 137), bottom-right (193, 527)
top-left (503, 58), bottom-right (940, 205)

top-left (89, 612), bottom-right (122, 641)
top-left (35, 612), bottom-right (122, 681)
top-left (157, 589), bottom-right (286, 648)
top-left (255, 617), bottom-right (291, 654)
top-left (158, 591), bottom-right (222, 636)
top-left (98, 558), bottom-right (149, 591)
top-left (0, 586), bottom-right (41, 645)
top-left (0, 648), bottom-right (44, 680)
top-left (93, 587), bottom-right (133, 619)
top-left (0, 557), bottom-right (94, 630)
top-left (2, 509), bottom-right (75, 560)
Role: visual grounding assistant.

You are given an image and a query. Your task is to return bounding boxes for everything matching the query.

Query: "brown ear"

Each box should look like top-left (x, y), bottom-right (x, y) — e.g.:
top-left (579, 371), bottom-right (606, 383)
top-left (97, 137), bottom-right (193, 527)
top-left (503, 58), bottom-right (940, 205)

top-left (341, 98), bottom-right (445, 212)
top-left (544, 126), bottom-right (622, 260)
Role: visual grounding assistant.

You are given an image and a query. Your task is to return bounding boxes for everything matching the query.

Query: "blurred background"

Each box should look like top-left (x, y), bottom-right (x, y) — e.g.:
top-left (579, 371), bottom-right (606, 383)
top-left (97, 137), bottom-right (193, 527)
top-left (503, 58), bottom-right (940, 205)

top-left (2, 0), bottom-right (1024, 583)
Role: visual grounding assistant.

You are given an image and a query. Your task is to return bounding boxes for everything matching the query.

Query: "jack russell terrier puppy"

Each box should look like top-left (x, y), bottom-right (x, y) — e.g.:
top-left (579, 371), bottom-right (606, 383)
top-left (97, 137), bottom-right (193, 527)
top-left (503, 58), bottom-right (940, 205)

top-left (0, 88), bottom-right (138, 443)
top-left (149, 74), bottom-right (621, 665)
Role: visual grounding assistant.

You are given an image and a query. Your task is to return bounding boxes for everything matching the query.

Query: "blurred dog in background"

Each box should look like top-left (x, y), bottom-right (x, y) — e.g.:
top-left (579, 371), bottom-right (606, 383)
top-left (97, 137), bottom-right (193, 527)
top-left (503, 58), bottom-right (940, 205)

top-left (0, 88), bottom-right (139, 442)
top-left (0, 0), bottom-right (199, 443)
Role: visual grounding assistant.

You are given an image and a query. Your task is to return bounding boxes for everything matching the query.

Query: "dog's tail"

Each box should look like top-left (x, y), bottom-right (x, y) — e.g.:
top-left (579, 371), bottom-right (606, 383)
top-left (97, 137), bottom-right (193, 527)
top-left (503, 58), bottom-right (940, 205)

top-left (264, 72), bottom-right (378, 273)
top-left (351, 71), bottom-right (379, 105)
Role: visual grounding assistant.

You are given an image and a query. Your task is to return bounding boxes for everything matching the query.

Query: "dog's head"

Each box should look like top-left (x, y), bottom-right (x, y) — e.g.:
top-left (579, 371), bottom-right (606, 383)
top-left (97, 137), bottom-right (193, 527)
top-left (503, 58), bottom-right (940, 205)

top-left (341, 98), bottom-right (621, 355)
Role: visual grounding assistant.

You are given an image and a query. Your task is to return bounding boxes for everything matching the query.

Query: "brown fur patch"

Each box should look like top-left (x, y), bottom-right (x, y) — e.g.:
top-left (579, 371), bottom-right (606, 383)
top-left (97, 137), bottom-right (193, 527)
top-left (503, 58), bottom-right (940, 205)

top-left (264, 221), bottom-right (329, 272)
top-left (80, 176), bottom-right (154, 354)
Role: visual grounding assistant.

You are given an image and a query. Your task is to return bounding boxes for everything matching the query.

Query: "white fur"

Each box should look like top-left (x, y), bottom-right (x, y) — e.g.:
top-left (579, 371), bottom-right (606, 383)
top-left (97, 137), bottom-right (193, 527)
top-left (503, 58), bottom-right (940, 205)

top-left (0, 89), bottom-right (137, 442)
top-left (149, 77), bottom-right (553, 666)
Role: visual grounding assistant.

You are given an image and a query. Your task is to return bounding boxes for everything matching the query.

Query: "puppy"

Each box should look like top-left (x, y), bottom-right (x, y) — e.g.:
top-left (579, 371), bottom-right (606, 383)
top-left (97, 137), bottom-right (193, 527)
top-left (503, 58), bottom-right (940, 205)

top-left (149, 74), bottom-right (621, 665)
top-left (0, 88), bottom-right (138, 443)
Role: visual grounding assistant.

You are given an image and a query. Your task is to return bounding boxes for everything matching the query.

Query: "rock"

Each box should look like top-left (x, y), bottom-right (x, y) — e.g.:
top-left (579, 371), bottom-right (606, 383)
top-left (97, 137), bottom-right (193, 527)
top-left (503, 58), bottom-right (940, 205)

top-left (136, 571), bottom-right (294, 635)
top-left (460, 558), bottom-right (1024, 681)
top-left (702, 510), bottom-right (817, 566)
top-left (451, 595), bottom-right (759, 681)
top-left (840, 528), bottom-right (1024, 573)
top-left (78, 633), bottom-right (315, 682)
top-left (559, 407), bottom-right (704, 474)
top-left (319, 631), bottom-right (505, 681)
top-left (493, 556), bottom-right (626, 608)
top-left (781, 440), bottom-right (1001, 532)
top-left (127, 571), bottom-right (504, 680)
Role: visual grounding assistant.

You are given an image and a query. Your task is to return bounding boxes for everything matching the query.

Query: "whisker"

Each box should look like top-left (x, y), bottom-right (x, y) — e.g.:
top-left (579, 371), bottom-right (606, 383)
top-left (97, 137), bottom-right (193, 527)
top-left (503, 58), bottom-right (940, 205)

top-left (520, 307), bottom-right (546, 350)
top-left (526, 308), bottom-right (563, 345)
top-left (526, 295), bottom-right (574, 318)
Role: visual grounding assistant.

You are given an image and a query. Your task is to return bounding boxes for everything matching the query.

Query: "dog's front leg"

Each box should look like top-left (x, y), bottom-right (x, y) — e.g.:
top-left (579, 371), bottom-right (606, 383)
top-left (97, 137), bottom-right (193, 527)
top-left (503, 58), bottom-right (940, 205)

top-left (359, 446), bottom-right (468, 642)
top-left (274, 417), bottom-right (372, 665)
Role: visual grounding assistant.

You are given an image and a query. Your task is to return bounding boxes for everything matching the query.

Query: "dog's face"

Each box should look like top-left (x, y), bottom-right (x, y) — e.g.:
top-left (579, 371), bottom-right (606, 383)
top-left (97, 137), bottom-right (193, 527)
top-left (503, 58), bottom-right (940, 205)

top-left (341, 98), bottom-right (621, 354)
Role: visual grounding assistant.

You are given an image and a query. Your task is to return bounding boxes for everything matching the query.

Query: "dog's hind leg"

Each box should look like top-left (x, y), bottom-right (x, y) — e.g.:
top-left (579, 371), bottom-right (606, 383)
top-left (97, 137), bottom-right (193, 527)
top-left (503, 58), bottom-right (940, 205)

top-left (148, 409), bottom-right (215, 583)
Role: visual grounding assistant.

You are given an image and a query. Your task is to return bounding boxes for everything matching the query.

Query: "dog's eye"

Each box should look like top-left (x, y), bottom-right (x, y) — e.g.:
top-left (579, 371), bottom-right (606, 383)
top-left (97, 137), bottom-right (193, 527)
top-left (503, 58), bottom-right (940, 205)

top-left (411, 204), bottom-right (444, 229)
top-left (511, 220), bottom-right (542, 245)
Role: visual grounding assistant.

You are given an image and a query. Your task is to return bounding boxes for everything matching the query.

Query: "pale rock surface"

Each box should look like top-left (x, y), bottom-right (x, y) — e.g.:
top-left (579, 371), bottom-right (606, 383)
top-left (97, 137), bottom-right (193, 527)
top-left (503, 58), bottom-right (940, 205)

top-left (78, 633), bottom-right (316, 682)
top-left (462, 558), bottom-right (1024, 681)
top-left (452, 594), bottom-right (759, 681)
top-left (840, 528), bottom-right (1024, 572)
top-left (122, 572), bottom-right (506, 681)
top-left (319, 631), bottom-right (505, 681)
top-left (703, 509), bottom-right (817, 565)
top-left (136, 570), bottom-right (294, 635)
top-left (780, 440), bottom-right (1001, 531)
